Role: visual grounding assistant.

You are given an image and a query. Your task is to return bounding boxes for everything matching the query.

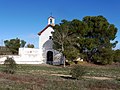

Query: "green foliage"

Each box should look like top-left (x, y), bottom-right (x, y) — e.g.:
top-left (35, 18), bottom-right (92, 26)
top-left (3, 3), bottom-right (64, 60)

top-left (64, 46), bottom-right (80, 61)
top-left (81, 16), bottom-right (117, 63)
top-left (113, 49), bottom-right (120, 63)
top-left (52, 20), bottom-right (70, 53)
top-left (70, 65), bottom-right (86, 79)
top-left (3, 57), bottom-right (17, 74)
top-left (93, 48), bottom-right (114, 65)
top-left (52, 20), bottom-right (72, 67)
top-left (4, 38), bottom-right (26, 54)
top-left (26, 44), bottom-right (34, 48)
top-left (53, 15), bottom-right (118, 65)
top-left (20, 40), bottom-right (26, 47)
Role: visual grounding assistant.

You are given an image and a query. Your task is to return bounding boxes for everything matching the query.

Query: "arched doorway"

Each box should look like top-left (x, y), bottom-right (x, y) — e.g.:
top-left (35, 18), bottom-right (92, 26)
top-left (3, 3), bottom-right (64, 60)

top-left (47, 51), bottom-right (53, 64)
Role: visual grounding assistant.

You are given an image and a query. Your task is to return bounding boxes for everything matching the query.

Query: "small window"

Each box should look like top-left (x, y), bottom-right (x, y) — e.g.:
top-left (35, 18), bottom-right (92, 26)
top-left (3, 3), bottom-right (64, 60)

top-left (49, 36), bottom-right (52, 39)
top-left (50, 19), bottom-right (52, 24)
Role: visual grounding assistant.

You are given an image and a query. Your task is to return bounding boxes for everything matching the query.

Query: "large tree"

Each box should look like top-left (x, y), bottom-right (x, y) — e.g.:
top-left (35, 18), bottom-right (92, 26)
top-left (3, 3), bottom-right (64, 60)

top-left (81, 16), bottom-right (118, 64)
top-left (4, 38), bottom-right (26, 54)
top-left (53, 15), bottom-right (118, 65)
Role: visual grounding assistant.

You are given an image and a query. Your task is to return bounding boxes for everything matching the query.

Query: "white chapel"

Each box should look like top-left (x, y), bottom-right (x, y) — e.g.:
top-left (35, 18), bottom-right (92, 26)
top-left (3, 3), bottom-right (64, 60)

top-left (0, 16), bottom-right (63, 65)
top-left (38, 16), bottom-right (61, 65)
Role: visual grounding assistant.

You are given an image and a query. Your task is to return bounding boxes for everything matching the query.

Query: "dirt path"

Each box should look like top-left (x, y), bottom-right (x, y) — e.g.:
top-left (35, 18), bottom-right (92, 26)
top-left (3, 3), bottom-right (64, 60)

top-left (51, 74), bottom-right (113, 80)
top-left (84, 76), bottom-right (113, 80)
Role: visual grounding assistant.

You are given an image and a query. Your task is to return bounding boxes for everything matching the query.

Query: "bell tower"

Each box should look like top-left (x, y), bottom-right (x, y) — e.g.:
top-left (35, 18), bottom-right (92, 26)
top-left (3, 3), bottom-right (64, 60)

top-left (48, 16), bottom-right (55, 26)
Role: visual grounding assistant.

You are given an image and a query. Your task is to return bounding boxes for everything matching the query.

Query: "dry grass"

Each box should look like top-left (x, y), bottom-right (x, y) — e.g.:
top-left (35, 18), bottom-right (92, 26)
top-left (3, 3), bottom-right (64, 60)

top-left (0, 63), bottom-right (119, 90)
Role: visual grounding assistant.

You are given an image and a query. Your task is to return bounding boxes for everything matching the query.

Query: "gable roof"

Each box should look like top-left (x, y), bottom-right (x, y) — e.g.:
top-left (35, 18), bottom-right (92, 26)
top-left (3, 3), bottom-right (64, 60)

top-left (38, 24), bottom-right (54, 36)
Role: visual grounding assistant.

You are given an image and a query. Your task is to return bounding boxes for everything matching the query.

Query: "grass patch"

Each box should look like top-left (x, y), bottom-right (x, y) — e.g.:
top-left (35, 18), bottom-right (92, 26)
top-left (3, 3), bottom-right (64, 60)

top-left (0, 64), bottom-right (120, 90)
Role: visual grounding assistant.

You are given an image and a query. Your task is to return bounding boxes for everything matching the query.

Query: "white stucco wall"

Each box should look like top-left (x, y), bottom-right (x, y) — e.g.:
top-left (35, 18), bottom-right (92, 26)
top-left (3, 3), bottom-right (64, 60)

top-left (0, 48), bottom-right (43, 64)
top-left (18, 48), bottom-right (43, 64)
top-left (39, 26), bottom-right (54, 49)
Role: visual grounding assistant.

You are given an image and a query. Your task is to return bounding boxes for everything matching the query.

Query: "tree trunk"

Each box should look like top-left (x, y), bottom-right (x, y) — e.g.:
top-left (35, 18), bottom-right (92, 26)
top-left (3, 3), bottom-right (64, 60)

top-left (63, 55), bottom-right (65, 67)
top-left (62, 43), bottom-right (65, 67)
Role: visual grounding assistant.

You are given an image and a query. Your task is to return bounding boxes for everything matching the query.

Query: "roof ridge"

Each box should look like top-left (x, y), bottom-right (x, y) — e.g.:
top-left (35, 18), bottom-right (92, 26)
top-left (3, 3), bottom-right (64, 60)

top-left (38, 24), bottom-right (54, 35)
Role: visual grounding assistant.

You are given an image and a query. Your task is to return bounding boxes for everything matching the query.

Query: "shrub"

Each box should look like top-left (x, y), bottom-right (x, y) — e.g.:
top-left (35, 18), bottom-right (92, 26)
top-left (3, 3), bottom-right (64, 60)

top-left (93, 48), bottom-right (114, 65)
top-left (3, 57), bottom-right (17, 74)
top-left (70, 65), bottom-right (86, 80)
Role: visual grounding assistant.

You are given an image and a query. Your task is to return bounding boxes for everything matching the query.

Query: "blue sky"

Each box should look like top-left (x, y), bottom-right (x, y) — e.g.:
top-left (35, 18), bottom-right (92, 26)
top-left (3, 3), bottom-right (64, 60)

top-left (0, 0), bottom-right (120, 49)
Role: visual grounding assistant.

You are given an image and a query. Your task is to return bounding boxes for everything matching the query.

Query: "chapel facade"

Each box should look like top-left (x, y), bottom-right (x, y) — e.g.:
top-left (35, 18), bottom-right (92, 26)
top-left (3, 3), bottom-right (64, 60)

top-left (38, 16), bottom-right (63, 65)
